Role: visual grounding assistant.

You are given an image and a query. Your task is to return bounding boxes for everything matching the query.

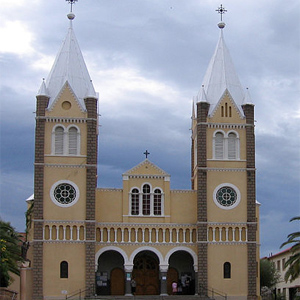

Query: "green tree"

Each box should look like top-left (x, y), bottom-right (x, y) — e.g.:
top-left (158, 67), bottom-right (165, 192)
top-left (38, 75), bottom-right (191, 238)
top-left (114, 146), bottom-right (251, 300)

top-left (260, 258), bottom-right (280, 288)
top-left (0, 220), bottom-right (23, 287)
top-left (280, 216), bottom-right (300, 282)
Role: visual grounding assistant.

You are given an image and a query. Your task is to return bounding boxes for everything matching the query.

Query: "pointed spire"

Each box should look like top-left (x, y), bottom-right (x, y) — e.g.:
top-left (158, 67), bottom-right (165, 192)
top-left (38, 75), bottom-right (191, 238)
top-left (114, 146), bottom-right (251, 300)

top-left (197, 14), bottom-right (246, 117)
top-left (197, 85), bottom-right (208, 102)
top-left (243, 88), bottom-right (253, 105)
top-left (85, 80), bottom-right (97, 99)
top-left (37, 78), bottom-right (49, 97)
top-left (44, 8), bottom-right (97, 111)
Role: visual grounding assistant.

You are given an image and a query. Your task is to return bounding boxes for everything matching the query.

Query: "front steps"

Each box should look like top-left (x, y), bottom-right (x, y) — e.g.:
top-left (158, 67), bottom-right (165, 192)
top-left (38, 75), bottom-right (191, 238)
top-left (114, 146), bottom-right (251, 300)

top-left (85, 296), bottom-right (212, 300)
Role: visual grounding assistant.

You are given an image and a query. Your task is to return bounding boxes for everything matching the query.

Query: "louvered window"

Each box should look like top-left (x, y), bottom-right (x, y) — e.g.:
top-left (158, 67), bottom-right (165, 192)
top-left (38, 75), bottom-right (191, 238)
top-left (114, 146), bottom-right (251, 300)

top-left (142, 184), bottom-right (151, 215)
top-left (214, 132), bottom-right (224, 159)
top-left (153, 189), bottom-right (162, 215)
top-left (68, 127), bottom-right (78, 155)
top-left (54, 127), bottom-right (64, 155)
top-left (131, 188), bottom-right (139, 215)
top-left (228, 132), bottom-right (237, 159)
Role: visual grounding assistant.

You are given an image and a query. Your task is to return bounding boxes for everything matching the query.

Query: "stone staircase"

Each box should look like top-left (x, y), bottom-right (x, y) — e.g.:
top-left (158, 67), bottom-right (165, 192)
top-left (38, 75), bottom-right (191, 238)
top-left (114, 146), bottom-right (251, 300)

top-left (85, 296), bottom-right (212, 300)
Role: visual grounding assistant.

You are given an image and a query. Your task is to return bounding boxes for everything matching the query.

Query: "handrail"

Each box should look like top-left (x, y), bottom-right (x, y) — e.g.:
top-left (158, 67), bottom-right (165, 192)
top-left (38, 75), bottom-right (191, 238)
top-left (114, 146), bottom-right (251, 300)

top-left (199, 284), bottom-right (227, 300)
top-left (65, 284), bottom-right (94, 300)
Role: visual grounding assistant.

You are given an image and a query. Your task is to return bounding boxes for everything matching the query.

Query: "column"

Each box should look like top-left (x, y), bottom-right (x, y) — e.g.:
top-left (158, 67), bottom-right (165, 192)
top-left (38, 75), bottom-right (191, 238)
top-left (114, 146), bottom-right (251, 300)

top-left (124, 264), bottom-right (134, 296)
top-left (160, 265), bottom-right (169, 296)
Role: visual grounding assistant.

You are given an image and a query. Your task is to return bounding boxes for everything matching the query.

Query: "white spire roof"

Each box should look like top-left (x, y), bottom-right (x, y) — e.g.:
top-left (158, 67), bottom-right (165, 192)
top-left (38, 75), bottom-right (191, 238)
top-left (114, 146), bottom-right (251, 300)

top-left (198, 24), bottom-right (245, 117)
top-left (43, 14), bottom-right (97, 110)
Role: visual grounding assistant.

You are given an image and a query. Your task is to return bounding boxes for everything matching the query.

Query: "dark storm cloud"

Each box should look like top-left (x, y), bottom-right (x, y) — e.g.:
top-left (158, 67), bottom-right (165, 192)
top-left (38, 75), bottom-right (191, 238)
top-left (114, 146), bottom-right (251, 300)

top-left (0, 0), bottom-right (299, 257)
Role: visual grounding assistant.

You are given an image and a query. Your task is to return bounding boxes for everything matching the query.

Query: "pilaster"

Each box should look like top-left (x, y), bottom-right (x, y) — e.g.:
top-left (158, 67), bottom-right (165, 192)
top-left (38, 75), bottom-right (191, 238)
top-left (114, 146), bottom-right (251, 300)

top-left (33, 95), bottom-right (49, 300)
top-left (196, 101), bottom-right (209, 296)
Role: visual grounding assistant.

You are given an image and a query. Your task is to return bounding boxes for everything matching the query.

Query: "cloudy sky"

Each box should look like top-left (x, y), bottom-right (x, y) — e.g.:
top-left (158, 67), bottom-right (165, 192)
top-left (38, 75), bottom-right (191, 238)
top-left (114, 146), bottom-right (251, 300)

top-left (0, 0), bottom-right (299, 258)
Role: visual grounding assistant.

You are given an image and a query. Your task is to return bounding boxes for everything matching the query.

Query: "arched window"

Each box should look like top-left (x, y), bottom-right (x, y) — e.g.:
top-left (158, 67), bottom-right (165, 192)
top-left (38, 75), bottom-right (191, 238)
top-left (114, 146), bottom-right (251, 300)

top-left (54, 126), bottom-right (64, 155)
top-left (223, 262), bottom-right (231, 278)
top-left (214, 132), bottom-right (224, 159)
top-left (142, 184), bottom-right (150, 215)
top-left (68, 127), bottom-right (78, 155)
top-left (52, 125), bottom-right (80, 156)
top-left (213, 131), bottom-right (240, 160)
top-left (131, 188), bottom-right (139, 215)
top-left (228, 132), bottom-right (238, 159)
top-left (153, 189), bottom-right (162, 215)
top-left (60, 261), bottom-right (68, 278)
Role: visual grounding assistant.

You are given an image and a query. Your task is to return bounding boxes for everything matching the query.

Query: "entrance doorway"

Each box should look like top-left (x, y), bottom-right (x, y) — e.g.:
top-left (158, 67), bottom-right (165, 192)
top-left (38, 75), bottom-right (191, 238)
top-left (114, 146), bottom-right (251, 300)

top-left (167, 267), bottom-right (178, 295)
top-left (111, 268), bottom-right (125, 295)
top-left (132, 251), bottom-right (159, 295)
top-left (96, 250), bottom-right (125, 296)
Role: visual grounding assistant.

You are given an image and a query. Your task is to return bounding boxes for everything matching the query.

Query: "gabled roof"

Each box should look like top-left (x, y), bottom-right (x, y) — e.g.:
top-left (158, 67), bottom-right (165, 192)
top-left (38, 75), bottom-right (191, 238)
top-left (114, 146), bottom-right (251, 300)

top-left (123, 159), bottom-right (170, 177)
top-left (198, 24), bottom-right (246, 117)
top-left (40, 14), bottom-right (97, 111)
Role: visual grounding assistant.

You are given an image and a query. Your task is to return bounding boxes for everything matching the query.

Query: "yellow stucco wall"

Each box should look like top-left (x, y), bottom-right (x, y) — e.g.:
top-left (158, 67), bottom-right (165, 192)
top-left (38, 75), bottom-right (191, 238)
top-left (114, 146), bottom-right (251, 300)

top-left (43, 243), bottom-right (86, 297)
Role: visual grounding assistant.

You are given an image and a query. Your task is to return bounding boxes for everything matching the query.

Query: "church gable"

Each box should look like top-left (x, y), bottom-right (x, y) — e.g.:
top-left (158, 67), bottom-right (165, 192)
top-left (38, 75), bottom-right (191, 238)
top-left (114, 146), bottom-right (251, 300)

top-left (209, 89), bottom-right (245, 123)
top-left (46, 82), bottom-right (87, 118)
top-left (123, 159), bottom-right (170, 177)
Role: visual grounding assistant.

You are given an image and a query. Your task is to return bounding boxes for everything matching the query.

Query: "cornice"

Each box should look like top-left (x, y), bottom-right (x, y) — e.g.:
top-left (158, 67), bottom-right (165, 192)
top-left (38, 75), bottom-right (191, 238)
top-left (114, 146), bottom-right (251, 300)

top-left (34, 163), bottom-right (97, 168)
top-left (197, 167), bottom-right (256, 172)
top-left (36, 116), bottom-right (97, 123)
top-left (197, 122), bottom-right (254, 129)
top-left (171, 190), bottom-right (197, 194)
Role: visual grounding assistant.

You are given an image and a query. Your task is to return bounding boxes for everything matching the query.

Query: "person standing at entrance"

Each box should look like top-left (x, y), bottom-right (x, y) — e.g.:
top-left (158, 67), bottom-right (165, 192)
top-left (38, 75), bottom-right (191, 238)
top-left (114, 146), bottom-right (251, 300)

top-left (172, 281), bottom-right (177, 295)
top-left (131, 278), bottom-right (136, 295)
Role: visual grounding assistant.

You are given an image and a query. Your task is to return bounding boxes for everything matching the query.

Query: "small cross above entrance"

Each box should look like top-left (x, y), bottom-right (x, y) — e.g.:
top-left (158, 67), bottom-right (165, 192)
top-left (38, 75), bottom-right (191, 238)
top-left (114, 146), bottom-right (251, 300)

top-left (144, 150), bottom-right (150, 159)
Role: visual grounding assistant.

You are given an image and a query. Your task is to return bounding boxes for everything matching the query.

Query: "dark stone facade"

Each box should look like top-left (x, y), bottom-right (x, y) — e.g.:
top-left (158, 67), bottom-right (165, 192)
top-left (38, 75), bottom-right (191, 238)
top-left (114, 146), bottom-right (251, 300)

top-left (32, 95), bottom-right (49, 300)
top-left (84, 97), bottom-right (98, 295)
top-left (242, 104), bottom-right (258, 300)
top-left (196, 101), bottom-right (209, 296)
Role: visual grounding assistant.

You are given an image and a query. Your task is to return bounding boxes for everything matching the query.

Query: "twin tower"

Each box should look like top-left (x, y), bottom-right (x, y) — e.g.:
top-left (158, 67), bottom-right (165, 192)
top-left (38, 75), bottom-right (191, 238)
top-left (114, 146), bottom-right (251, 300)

top-left (26, 7), bottom-right (260, 300)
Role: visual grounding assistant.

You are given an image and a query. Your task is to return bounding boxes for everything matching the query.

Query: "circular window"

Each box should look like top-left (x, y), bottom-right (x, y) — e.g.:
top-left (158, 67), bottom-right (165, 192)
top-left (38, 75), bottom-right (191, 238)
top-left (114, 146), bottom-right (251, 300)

top-left (50, 180), bottom-right (79, 207)
top-left (213, 183), bottom-right (240, 210)
top-left (62, 101), bottom-right (71, 110)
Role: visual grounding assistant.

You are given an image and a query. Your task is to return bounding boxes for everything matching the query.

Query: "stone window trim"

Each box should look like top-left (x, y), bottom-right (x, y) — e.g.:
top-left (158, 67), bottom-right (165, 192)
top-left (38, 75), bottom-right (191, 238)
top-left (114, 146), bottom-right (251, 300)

top-left (50, 180), bottom-right (80, 208)
top-left (213, 183), bottom-right (241, 210)
top-left (129, 184), bottom-right (164, 217)
top-left (51, 124), bottom-right (81, 156)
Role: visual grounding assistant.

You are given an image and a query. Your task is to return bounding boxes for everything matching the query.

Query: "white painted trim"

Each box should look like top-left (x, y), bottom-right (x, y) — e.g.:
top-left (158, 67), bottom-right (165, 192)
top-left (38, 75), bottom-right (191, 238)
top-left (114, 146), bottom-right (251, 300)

top-left (129, 246), bottom-right (164, 266)
top-left (213, 183), bottom-right (241, 210)
top-left (95, 246), bottom-right (129, 266)
top-left (50, 180), bottom-right (80, 208)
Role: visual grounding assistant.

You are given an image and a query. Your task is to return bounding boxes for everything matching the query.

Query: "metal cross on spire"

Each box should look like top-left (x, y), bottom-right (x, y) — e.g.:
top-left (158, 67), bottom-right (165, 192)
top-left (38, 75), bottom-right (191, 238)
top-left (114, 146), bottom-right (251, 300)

top-left (66, 0), bottom-right (78, 12)
top-left (144, 150), bottom-right (150, 159)
top-left (216, 4), bottom-right (227, 22)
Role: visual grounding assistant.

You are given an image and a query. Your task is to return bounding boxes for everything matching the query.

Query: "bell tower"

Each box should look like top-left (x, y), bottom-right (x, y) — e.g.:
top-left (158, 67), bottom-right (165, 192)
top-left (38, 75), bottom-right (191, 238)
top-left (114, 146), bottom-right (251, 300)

top-left (192, 9), bottom-right (259, 300)
top-left (32, 6), bottom-right (98, 299)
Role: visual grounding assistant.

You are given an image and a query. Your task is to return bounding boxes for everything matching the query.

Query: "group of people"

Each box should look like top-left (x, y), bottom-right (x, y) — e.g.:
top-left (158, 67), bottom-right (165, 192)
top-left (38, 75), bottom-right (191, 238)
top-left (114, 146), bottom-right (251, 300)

top-left (172, 276), bottom-right (191, 295)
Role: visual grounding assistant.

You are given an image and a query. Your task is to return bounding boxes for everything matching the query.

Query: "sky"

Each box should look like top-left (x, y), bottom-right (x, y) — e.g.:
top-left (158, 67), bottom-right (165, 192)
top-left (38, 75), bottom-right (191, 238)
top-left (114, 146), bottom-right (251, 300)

top-left (0, 0), bottom-right (299, 258)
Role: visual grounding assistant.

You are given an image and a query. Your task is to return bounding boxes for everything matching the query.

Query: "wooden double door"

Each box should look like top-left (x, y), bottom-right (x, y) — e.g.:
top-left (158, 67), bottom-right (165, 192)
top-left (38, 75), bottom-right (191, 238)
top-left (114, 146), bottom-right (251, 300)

top-left (132, 254), bottom-right (159, 295)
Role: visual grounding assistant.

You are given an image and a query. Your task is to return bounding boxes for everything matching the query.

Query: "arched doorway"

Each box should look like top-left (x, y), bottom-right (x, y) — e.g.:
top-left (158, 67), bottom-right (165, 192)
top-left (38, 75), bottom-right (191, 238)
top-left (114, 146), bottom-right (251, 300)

top-left (168, 251), bottom-right (195, 295)
top-left (96, 250), bottom-right (125, 295)
top-left (132, 251), bottom-right (159, 295)
top-left (167, 267), bottom-right (178, 295)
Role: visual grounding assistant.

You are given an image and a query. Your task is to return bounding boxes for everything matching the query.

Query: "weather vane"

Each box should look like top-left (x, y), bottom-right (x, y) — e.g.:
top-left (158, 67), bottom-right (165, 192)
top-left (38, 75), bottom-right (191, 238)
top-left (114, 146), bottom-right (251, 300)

top-left (216, 4), bottom-right (227, 22)
top-left (66, 0), bottom-right (78, 12)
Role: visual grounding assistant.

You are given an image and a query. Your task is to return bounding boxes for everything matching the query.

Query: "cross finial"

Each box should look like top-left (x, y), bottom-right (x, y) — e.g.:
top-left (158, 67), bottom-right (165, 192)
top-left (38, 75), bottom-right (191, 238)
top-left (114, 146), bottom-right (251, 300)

top-left (66, 0), bottom-right (78, 12)
top-left (216, 4), bottom-right (227, 22)
top-left (144, 150), bottom-right (150, 159)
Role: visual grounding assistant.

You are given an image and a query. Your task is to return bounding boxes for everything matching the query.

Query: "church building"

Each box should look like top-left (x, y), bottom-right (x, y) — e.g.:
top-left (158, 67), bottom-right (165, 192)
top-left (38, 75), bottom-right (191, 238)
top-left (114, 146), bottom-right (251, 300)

top-left (25, 4), bottom-right (260, 300)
